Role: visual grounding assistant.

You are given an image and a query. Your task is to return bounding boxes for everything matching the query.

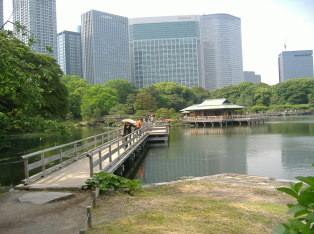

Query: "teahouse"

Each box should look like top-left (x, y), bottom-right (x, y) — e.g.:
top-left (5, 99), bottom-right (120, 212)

top-left (180, 98), bottom-right (244, 117)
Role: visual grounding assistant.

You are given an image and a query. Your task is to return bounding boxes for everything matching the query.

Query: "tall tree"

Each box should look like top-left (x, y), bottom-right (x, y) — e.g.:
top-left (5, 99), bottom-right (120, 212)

top-left (61, 75), bottom-right (90, 119)
top-left (104, 79), bottom-right (136, 104)
top-left (81, 85), bottom-right (119, 121)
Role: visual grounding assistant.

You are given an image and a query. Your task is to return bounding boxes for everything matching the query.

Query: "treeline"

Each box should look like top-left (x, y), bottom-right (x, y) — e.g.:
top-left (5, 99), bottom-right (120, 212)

top-left (210, 80), bottom-right (314, 112)
top-left (62, 76), bottom-right (211, 122)
top-left (63, 76), bottom-right (314, 122)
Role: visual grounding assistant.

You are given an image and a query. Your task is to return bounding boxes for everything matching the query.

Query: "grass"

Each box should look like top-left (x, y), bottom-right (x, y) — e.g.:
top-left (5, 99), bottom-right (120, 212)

top-left (90, 180), bottom-right (292, 234)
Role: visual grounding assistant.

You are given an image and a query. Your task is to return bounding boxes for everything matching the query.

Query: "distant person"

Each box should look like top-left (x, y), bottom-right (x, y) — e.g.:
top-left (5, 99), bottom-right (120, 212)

top-left (135, 119), bottom-right (142, 129)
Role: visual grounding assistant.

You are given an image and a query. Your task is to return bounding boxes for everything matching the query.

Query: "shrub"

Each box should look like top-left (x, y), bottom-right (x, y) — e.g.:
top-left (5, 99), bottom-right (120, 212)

top-left (82, 172), bottom-right (142, 194)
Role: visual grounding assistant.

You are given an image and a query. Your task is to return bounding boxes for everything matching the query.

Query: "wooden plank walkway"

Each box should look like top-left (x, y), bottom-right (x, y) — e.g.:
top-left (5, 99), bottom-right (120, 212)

top-left (16, 125), bottom-right (169, 190)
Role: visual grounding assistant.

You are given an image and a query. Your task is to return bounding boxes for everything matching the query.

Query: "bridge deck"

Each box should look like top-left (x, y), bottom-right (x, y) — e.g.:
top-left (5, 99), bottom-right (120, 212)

top-left (16, 126), bottom-right (169, 190)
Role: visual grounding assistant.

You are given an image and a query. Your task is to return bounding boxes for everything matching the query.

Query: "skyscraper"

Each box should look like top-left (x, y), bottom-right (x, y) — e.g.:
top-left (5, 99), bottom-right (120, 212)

top-left (200, 14), bottom-right (244, 90)
top-left (13, 0), bottom-right (57, 58)
top-left (57, 30), bottom-right (83, 78)
top-left (81, 10), bottom-right (131, 85)
top-left (129, 14), bottom-right (243, 90)
top-left (129, 15), bottom-right (202, 88)
top-left (243, 71), bottom-right (261, 83)
top-left (0, 0), bottom-right (3, 30)
top-left (278, 50), bottom-right (313, 83)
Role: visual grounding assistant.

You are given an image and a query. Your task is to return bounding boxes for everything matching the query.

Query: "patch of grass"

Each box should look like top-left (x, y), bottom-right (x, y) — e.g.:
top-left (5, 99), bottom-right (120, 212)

top-left (91, 180), bottom-right (291, 234)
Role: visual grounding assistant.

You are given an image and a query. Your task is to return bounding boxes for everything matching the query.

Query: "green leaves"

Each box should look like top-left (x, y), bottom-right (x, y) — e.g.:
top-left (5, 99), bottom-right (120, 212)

top-left (83, 172), bottom-right (142, 194)
top-left (273, 164), bottom-right (314, 233)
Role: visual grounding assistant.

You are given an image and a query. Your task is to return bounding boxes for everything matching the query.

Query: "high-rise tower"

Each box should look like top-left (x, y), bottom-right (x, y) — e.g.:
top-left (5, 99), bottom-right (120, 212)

top-left (57, 30), bottom-right (83, 77)
top-left (0, 0), bottom-right (3, 30)
top-left (278, 50), bottom-right (313, 83)
top-left (81, 10), bottom-right (131, 85)
top-left (200, 14), bottom-right (244, 90)
top-left (129, 15), bottom-right (202, 88)
top-left (13, 0), bottom-right (57, 58)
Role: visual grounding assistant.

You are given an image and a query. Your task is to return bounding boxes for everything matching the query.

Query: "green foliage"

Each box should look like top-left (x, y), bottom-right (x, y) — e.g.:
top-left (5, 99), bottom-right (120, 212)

top-left (81, 85), bottom-right (119, 121)
top-left (273, 163), bottom-right (314, 234)
top-left (250, 106), bottom-right (268, 113)
top-left (82, 172), bottom-right (142, 194)
top-left (104, 79), bottom-right (136, 104)
top-left (155, 108), bottom-right (178, 120)
top-left (61, 75), bottom-right (91, 119)
top-left (132, 110), bottom-right (151, 120)
top-left (0, 29), bottom-right (69, 149)
top-left (134, 92), bottom-right (158, 112)
top-left (109, 104), bottom-right (133, 117)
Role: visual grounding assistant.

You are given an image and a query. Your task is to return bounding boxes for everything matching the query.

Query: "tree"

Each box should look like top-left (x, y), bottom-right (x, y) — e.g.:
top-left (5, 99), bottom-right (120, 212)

top-left (271, 78), bottom-right (314, 105)
top-left (81, 85), bottom-right (119, 121)
top-left (0, 30), bottom-right (67, 131)
top-left (61, 75), bottom-right (90, 119)
top-left (190, 86), bottom-right (211, 103)
top-left (104, 79), bottom-right (136, 104)
top-left (35, 54), bottom-right (69, 118)
top-left (134, 92), bottom-right (158, 112)
top-left (0, 30), bottom-right (68, 149)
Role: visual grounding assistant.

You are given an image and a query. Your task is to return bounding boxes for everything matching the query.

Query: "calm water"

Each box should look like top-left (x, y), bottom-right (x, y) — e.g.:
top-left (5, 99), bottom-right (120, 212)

top-left (134, 115), bottom-right (314, 184)
top-left (1, 116), bottom-right (314, 186)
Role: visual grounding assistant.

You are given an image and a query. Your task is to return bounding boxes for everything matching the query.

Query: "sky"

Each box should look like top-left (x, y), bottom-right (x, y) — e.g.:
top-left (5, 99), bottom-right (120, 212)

top-left (3, 0), bottom-right (314, 85)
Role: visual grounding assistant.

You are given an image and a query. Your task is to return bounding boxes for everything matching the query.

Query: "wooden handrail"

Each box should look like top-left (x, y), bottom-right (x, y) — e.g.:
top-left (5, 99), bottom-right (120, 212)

top-left (21, 127), bottom-right (122, 184)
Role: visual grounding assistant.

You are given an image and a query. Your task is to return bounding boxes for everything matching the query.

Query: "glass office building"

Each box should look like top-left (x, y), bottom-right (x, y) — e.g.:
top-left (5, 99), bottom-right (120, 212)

top-left (57, 30), bottom-right (83, 78)
top-left (81, 10), bottom-right (131, 85)
top-left (278, 50), bottom-right (313, 83)
top-left (13, 0), bottom-right (57, 58)
top-left (129, 16), bottom-right (202, 88)
top-left (200, 14), bottom-right (244, 90)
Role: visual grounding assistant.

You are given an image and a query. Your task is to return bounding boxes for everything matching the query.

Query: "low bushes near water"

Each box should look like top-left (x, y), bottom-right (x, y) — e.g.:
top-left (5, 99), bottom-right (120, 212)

top-left (82, 172), bottom-right (142, 195)
top-left (273, 163), bottom-right (314, 233)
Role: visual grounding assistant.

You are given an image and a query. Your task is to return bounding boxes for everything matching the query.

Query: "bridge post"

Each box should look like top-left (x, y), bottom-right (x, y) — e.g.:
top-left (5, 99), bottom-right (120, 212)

top-left (41, 153), bottom-right (46, 176)
top-left (86, 153), bottom-right (93, 177)
top-left (98, 151), bottom-right (102, 171)
top-left (109, 145), bottom-right (112, 162)
top-left (23, 157), bottom-right (29, 184)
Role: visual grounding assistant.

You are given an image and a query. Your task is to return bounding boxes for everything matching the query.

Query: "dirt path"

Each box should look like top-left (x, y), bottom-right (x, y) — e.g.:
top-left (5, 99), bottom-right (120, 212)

top-left (0, 190), bottom-right (91, 234)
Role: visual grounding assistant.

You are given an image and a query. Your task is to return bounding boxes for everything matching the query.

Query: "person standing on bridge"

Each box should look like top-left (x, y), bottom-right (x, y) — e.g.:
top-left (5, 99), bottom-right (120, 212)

top-left (122, 122), bottom-right (132, 149)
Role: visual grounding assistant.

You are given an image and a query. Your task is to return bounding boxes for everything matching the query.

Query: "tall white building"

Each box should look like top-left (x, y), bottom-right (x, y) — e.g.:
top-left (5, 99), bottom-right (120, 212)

top-left (81, 10), bottom-right (131, 85)
top-left (13, 0), bottom-right (57, 58)
top-left (200, 14), bottom-right (244, 90)
top-left (57, 30), bottom-right (82, 78)
top-left (278, 50), bottom-right (313, 83)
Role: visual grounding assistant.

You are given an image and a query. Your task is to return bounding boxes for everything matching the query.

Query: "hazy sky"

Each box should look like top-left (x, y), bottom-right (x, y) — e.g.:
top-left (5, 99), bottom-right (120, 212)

top-left (3, 0), bottom-right (314, 85)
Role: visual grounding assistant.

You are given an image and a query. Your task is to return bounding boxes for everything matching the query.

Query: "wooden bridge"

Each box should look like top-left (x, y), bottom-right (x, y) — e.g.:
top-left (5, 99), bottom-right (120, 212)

top-left (15, 123), bottom-right (169, 190)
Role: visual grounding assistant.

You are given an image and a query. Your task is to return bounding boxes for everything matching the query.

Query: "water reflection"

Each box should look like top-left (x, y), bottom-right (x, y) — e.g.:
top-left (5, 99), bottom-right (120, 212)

top-left (134, 116), bottom-right (314, 184)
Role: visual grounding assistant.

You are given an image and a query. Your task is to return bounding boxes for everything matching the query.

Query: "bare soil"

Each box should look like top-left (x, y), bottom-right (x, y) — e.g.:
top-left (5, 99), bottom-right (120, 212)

top-left (0, 190), bottom-right (91, 234)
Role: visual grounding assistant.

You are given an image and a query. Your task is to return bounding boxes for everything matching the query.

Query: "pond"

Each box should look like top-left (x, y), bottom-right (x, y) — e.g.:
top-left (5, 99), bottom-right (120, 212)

top-left (1, 116), bottom-right (314, 186)
top-left (133, 115), bottom-right (314, 184)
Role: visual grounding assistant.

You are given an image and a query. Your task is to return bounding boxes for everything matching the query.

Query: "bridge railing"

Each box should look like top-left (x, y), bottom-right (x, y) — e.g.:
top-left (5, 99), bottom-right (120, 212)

top-left (182, 114), bottom-right (265, 123)
top-left (86, 127), bottom-right (149, 176)
top-left (21, 128), bottom-right (122, 185)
